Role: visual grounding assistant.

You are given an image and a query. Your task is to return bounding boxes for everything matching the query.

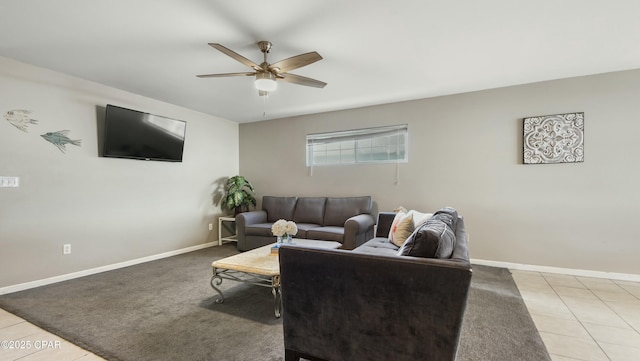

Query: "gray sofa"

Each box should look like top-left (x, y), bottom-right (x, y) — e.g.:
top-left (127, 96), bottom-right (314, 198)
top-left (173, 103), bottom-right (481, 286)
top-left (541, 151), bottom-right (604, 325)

top-left (278, 208), bottom-right (472, 361)
top-left (235, 195), bottom-right (375, 251)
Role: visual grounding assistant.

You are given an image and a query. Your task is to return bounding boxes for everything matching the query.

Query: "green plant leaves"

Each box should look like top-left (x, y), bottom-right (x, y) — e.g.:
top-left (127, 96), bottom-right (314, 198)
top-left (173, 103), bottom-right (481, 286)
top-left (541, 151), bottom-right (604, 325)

top-left (223, 175), bottom-right (256, 213)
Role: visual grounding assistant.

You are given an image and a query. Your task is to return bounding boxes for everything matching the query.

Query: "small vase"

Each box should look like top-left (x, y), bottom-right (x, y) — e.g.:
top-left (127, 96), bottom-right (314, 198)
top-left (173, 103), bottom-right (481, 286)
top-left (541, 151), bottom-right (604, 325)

top-left (277, 234), bottom-right (293, 244)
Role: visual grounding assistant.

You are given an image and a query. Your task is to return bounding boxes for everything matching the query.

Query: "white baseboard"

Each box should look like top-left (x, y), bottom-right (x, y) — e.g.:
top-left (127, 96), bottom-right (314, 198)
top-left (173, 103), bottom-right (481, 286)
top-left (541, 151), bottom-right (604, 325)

top-left (472, 258), bottom-right (640, 282)
top-left (0, 242), bottom-right (218, 295)
top-left (2, 250), bottom-right (638, 295)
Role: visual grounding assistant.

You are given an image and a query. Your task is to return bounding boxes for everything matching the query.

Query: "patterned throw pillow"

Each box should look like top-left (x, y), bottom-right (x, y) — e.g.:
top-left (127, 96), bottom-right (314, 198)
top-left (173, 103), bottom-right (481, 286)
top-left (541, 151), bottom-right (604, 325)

top-left (389, 213), bottom-right (414, 247)
top-left (388, 211), bottom-right (405, 240)
top-left (388, 212), bottom-right (412, 242)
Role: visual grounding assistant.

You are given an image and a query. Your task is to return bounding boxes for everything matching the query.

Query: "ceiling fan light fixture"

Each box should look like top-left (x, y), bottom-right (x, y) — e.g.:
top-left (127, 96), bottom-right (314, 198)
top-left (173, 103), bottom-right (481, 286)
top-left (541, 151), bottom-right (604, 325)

top-left (255, 72), bottom-right (277, 92)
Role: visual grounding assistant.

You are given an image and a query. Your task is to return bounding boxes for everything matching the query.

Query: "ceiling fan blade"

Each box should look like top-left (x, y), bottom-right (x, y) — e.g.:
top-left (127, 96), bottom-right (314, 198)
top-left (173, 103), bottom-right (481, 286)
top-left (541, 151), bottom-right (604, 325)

top-left (196, 72), bottom-right (255, 78)
top-left (269, 52), bottom-right (322, 73)
top-left (208, 43), bottom-right (263, 71)
top-left (279, 73), bottom-right (327, 88)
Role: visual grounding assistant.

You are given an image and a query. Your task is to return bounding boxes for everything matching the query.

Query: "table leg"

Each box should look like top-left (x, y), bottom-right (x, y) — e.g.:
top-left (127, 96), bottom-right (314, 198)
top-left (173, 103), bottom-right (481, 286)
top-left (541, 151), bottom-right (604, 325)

top-left (210, 268), bottom-right (225, 304)
top-left (273, 275), bottom-right (282, 318)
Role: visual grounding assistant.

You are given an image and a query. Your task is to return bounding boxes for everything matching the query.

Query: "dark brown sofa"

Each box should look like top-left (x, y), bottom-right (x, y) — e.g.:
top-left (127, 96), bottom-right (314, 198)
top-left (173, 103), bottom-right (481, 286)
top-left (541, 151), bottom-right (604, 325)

top-left (235, 196), bottom-right (375, 251)
top-left (278, 208), bottom-right (472, 361)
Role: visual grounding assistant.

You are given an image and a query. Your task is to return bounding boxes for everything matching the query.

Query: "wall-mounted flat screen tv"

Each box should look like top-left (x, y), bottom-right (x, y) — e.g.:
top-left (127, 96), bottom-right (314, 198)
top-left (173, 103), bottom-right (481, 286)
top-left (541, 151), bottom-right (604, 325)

top-left (103, 104), bottom-right (186, 162)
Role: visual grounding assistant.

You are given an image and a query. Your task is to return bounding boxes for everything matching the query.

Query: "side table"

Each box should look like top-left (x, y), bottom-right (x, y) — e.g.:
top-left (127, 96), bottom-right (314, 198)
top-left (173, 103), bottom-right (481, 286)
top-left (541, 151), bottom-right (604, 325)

top-left (218, 216), bottom-right (237, 246)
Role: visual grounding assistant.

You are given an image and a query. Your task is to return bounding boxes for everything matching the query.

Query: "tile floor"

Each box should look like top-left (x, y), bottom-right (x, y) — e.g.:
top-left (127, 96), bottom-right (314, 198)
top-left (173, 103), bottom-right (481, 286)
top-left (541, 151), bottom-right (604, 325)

top-left (0, 307), bottom-right (105, 360)
top-left (512, 270), bottom-right (640, 361)
top-left (1, 270), bottom-right (639, 360)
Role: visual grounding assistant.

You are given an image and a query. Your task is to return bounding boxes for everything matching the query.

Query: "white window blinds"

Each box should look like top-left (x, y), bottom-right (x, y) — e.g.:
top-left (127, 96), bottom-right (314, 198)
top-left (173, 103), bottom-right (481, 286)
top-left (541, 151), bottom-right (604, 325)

top-left (306, 124), bottom-right (408, 166)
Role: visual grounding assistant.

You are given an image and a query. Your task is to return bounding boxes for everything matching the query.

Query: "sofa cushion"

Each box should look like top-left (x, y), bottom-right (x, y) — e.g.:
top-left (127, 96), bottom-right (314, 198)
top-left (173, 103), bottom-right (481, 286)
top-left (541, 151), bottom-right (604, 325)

top-left (293, 197), bottom-right (326, 225)
top-left (306, 226), bottom-right (345, 243)
top-left (323, 196), bottom-right (372, 227)
top-left (388, 212), bottom-right (414, 247)
top-left (398, 219), bottom-right (456, 258)
top-left (293, 223), bottom-right (322, 239)
top-left (353, 237), bottom-right (400, 256)
top-left (262, 196), bottom-right (298, 223)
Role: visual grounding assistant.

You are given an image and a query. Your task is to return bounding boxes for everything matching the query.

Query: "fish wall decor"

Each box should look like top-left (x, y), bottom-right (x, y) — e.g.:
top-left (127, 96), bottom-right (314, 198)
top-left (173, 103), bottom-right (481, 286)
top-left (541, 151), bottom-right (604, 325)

top-left (40, 130), bottom-right (81, 153)
top-left (4, 110), bottom-right (38, 132)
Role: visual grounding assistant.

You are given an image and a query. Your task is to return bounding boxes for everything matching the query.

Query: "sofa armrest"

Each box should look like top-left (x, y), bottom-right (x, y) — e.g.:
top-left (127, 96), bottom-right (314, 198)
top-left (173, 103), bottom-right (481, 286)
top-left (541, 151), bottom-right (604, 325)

top-left (235, 210), bottom-right (267, 247)
top-left (236, 210), bottom-right (267, 226)
top-left (279, 247), bottom-right (472, 361)
top-left (375, 212), bottom-right (397, 238)
top-left (452, 217), bottom-right (469, 262)
top-left (343, 214), bottom-right (375, 250)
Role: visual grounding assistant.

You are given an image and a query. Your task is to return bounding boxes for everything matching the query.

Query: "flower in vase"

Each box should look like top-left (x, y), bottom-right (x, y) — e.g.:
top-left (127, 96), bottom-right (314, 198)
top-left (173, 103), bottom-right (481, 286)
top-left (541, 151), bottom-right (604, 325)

top-left (271, 219), bottom-right (298, 238)
top-left (284, 221), bottom-right (298, 236)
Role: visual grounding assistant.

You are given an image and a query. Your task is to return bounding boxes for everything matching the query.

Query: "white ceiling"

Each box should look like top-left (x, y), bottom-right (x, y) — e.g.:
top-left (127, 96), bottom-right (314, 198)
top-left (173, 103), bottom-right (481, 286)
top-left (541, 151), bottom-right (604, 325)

top-left (2, 1), bottom-right (640, 123)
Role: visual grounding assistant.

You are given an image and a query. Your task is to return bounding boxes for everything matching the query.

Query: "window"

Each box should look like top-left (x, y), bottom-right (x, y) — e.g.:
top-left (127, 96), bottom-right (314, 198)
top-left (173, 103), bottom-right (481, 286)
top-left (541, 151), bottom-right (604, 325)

top-left (306, 124), bottom-right (408, 166)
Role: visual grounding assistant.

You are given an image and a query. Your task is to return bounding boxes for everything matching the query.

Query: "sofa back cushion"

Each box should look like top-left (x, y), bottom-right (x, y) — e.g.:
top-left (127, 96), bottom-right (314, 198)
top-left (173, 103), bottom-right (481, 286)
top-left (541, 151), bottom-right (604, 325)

top-left (323, 196), bottom-right (372, 227)
top-left (262, 196), bottom-right (298, 222)
top-left (293, 197), bottom-right (326, 225)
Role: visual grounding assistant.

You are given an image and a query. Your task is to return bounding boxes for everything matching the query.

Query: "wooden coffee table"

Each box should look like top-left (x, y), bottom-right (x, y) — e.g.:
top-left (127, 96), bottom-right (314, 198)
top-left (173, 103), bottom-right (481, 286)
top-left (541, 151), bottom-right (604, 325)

top-left (210, 239), bottom-right (341, 318)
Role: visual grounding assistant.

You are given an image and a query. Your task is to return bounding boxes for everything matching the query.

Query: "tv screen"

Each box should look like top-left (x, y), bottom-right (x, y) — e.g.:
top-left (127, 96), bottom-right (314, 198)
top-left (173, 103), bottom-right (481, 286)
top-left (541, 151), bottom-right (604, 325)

top-left (103, 104), bottom-right (186, 162)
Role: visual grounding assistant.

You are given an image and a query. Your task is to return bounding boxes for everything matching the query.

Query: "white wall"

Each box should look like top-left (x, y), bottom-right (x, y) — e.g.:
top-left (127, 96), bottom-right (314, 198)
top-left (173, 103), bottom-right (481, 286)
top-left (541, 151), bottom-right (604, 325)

top-left (0, 56), bottom-right (238, 288)
top-left (240, 69), bottom-right (640, 275)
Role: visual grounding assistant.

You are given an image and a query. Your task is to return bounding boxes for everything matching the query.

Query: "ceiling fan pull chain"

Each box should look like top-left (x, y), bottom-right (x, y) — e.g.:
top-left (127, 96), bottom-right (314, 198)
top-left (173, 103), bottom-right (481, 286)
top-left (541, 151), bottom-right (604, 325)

top-left (262, 93), bottom-right (268, 120)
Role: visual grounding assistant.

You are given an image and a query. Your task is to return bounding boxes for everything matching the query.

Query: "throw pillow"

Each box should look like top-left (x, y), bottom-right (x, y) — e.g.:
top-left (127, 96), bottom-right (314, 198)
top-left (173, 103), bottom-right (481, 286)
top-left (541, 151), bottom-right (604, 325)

top-left (397, 219), bottom-right (456, 259)
top-left (407, 210), bottom-right (433, 228)
top-left (393, 206), bottom-right (408, 213)
top-left (389, 212), bottom-right (407, 241)
top-left (390, 213), bottom-right (414, 247)
top-left (431, 207), bottom-right (458, 231)
top-left (388, 211), bottom-right (406, 240)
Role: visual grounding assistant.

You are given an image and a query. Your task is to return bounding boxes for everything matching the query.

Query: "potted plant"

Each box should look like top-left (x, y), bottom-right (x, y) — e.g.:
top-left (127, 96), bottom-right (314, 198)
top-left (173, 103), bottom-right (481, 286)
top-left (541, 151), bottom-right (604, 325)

top-left (223, 175), bottom-right (257, 215)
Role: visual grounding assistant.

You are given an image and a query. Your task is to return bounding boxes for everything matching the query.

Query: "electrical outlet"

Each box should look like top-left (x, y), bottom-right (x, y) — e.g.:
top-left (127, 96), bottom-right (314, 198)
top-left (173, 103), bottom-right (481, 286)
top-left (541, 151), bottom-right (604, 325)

top-left (0, 176), bottom-right (20, 187)
top-left (63, 244), bottom-right (71, 255)
top-left (208, 223), bottom-right (213, 231)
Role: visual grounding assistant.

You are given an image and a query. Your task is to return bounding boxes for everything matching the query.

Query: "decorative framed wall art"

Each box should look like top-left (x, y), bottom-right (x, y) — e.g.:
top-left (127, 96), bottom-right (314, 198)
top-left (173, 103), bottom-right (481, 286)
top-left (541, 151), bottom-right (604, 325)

top-left (523, 112), bottom-right (584, 164)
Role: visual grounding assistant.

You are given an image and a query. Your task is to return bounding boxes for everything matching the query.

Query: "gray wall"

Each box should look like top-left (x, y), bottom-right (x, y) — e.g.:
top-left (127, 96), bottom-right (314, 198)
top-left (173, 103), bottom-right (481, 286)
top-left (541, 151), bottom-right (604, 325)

top-left (240, 69), bottom-right (640, 275)
top-left (0, 57), bottom-right (238, 288)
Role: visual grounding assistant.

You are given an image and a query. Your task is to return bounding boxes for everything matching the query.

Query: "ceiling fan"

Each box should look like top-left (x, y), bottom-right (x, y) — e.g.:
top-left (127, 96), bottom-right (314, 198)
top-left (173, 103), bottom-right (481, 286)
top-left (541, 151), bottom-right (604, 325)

top-left (197, 41), bottom-right (327, 96)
